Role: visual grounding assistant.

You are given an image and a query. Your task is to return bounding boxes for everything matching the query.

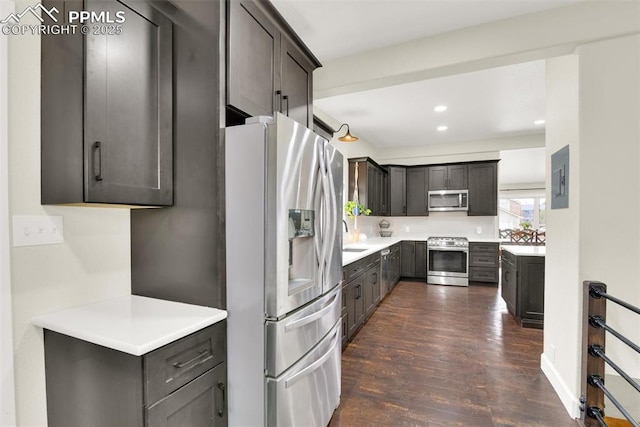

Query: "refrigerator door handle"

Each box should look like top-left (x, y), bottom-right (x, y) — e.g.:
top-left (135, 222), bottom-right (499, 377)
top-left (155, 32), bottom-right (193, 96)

top-left (284, 324), bottom-right (340, 388)
top-left (315, 142), bottom-right (329, 288)
top-left (284, 290), bottom-right (340, 332)
top-left (324, 151), bottom-right (337, 285)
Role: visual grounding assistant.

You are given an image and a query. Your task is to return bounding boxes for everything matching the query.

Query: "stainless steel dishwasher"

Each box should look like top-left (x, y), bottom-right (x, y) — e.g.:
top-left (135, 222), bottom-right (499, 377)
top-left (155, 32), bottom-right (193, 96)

top-left (380, 249), bottom-right (390, 299)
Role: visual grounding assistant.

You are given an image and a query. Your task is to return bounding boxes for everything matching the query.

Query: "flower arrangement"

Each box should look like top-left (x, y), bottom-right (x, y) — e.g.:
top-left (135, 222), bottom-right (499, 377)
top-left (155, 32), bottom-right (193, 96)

top-left (344, 200), bottom-right (371, 218)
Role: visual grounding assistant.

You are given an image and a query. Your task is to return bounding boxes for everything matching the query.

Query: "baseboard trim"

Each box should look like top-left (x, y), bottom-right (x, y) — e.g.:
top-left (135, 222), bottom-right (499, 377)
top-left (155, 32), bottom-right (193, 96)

top-left (541, 353), bottom-right (581, 419)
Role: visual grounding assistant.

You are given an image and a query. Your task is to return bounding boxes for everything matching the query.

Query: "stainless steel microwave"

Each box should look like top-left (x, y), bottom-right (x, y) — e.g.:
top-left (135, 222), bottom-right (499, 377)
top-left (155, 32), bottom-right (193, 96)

top-left (428, 189), bottom-right (469, 212)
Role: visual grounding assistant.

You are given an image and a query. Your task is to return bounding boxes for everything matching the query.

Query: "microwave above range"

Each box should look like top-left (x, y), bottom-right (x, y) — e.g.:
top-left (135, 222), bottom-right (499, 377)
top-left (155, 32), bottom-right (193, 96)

top-left (428, 189), bottom-right (469, 212)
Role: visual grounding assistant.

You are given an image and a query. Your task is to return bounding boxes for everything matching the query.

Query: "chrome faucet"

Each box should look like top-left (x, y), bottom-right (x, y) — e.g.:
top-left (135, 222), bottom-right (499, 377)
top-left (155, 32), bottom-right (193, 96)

top-left (343, 219), bottom-right (349, 232)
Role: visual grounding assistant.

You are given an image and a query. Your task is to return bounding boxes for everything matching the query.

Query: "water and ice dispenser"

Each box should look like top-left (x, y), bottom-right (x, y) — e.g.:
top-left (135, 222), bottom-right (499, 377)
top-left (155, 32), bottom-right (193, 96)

top-left (288, 209), bottom-right (315, 295)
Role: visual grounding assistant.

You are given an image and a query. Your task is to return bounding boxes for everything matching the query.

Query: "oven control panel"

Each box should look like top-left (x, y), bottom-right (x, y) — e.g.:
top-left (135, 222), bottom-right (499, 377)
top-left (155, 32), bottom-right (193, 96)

top-left (427, 237), bottom-right (469, 248)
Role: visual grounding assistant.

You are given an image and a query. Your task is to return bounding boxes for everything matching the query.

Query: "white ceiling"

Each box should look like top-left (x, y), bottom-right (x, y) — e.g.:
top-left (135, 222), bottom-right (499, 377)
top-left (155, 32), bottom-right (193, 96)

top-left (314, 60), bottom-right (546, 148)
top-left (271, 0), bottom-right (583, 63)
top-left (269, 0), bottom-right (583, 152)
top-left (268, 0), bottom-right (590, 189)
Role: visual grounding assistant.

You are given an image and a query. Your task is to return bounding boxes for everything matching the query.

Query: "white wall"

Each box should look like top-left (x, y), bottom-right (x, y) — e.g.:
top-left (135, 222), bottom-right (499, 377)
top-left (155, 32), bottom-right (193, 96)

top-left (542, 53), bottom-right (581, 417)
top-left (543, 34), bottom-right (640, 421)
top-left (1, 1), bottom-right (16, 425)
top-left (348, 214), bottom-right (497, 242)
top-left (8, 2), bottom-right (132, 424)
top-left (576, 34), bottom-right (640, 419)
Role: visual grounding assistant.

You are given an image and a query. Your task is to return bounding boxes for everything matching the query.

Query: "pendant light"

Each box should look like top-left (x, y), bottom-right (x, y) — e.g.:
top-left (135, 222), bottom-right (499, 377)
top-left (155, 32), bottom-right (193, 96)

top-left (334, 123), bottom-right (358, 143)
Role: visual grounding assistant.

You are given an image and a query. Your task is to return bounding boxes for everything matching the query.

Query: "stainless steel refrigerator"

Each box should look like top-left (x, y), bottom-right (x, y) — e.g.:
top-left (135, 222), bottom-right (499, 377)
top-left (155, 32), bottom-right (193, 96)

top-left (225, 113), bottom-right (343, 427)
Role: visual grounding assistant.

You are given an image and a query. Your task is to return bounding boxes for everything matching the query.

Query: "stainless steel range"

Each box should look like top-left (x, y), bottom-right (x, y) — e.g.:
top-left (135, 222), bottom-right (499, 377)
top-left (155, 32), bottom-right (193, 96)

top-left (427, 237), bottom-right (469, 286)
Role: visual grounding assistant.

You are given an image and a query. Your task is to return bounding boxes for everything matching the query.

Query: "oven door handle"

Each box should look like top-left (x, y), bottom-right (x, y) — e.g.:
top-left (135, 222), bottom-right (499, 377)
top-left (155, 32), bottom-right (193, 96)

top-left (428, 247), bottom-right (469, 252)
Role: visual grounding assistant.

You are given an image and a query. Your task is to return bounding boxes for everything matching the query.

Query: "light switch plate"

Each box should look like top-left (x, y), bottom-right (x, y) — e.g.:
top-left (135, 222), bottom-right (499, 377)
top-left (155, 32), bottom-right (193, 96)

top-left (12, 215), bottom-right (64, 247)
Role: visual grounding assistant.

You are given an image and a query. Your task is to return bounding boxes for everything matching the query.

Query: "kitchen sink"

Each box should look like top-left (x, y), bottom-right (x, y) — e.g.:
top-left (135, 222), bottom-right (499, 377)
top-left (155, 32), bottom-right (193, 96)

top-left (343, 248), bottom-right (368, 253)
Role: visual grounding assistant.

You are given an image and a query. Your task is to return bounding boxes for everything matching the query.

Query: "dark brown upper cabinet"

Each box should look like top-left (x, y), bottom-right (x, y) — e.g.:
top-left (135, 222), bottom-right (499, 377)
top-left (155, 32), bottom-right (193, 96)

top-left (227, 0), bottom-right (320, 128)
top-left (387, 166), bottom-right (406, 216)
top-left (348, 158), bottom-right (386, 216)
top-left (406, 166), bottom-right (429, 216)
top-left (468, 161), bottom-right (498, 216)
top-left (41, 0), bottom-right (174, 206)
top-left (428, 164), bottom-right (468, 191)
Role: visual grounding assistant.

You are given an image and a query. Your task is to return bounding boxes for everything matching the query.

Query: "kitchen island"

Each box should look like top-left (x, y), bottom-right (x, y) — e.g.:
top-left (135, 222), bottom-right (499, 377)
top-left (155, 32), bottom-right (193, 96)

top-left (501, 245), bottom-right (546, 328)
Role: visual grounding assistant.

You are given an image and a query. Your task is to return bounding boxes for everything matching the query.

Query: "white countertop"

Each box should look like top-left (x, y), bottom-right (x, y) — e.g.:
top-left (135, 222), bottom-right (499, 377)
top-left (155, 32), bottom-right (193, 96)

top-left (469, 238), bottom-right (502, 243)
top-left (501, 245), bottom-right (546, 257)
top-left (343, 237), bottom-right (402, 265)
top-left (342, 236), bottom-right (502, 266)
top-left (32, 295), bottom-right (227, 356)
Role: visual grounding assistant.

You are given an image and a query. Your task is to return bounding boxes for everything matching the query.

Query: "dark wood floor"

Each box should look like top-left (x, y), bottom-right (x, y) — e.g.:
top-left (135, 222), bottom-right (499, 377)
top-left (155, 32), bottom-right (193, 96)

top-left (330, 281), bottom-right (580, 427)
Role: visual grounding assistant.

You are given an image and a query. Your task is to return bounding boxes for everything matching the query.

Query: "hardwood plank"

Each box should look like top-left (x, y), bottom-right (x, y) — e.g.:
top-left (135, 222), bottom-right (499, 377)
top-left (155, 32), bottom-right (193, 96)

top-left (604, 418), bottom-right (633, 427)
top-left (330, 281), bottom-right (580, 427)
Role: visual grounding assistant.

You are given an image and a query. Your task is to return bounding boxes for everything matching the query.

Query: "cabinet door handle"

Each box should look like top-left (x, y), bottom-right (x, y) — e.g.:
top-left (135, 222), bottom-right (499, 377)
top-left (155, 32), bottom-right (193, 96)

top-left (275, 90), bottom-right (282, 113)
top-left (172, 349), bottom-right (210, 369)
top-left (93, 141), bottom-right (103, 181)
top-left (282, 95), bottom-right (289, 116)
top-left (217, 382), bottom-right (226, 417)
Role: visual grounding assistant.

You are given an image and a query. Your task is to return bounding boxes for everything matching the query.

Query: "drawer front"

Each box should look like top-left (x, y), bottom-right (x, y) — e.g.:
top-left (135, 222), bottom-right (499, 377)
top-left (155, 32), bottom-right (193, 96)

top-left (469, 253), bottom-right (499, 267)
top-left (146, 362), bottom-right (227, 427)
top-left (364, 252), bottom-right (380, 270)
top-left (145, 321), bottom-right (226, 405)
top-left (469, 242), bottom-right (499, 253)
top-left (344, 259), bottom-right (366, 282)
top-left (266, 321), bottom-right (341, 427)
top-left (469, 267), bottom-right (499, 282)
top-left (502, 250), bottom-right (517, 267)
top-left (265, 285), bottom-right (341, 377)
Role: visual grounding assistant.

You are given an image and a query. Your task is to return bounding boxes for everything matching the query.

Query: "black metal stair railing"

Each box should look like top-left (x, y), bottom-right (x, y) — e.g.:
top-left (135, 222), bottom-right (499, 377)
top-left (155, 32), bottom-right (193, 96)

top-left (582, 281), bottom-right (640, 427)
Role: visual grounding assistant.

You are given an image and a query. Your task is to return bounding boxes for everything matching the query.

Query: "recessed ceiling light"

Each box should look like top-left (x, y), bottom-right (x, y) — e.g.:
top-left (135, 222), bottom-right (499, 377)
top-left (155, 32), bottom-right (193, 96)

top-left (434, 105), bottom-right (447, 112)
top-left (534, 119), bottom-right (545, 125)
top-left (437, 125), bottom-right (448, 132)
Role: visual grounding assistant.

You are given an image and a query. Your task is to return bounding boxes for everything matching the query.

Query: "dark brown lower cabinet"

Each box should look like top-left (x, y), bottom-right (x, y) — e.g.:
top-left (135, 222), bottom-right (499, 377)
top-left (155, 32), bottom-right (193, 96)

top-left (345, 275), bottom-right (366, 339)
top-left (501, 252), bottom-right (518, 316)
top-left (364, 261), bottom-right (381, 316)
top-left (400, 241), bottom-right (415, 277)
top-left (389, 243), bottom-right (402, 289)
top-left (343, 252), bottom-right (382, 345)
top-left (415, 242), bottom-right (427, 278)
top-left (43, 322), bottom-right (227, 426)
top-left (469, 242), bottom-right (500, 284)
top-left (400, 241), bottom-right (427, 279)
top-left (146, 364), bottom-right (227, 426)
top-left (341, 282), bottom-right (349, 348)
top-left (501, 250), bottom-right (545, 329)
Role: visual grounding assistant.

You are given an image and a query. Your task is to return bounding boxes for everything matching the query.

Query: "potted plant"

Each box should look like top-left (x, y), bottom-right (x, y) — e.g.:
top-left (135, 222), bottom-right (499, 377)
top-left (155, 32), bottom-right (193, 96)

top-left (344, 200), bottom-right (371, 218)
top-left (343, 200), bottom-right (370, 243)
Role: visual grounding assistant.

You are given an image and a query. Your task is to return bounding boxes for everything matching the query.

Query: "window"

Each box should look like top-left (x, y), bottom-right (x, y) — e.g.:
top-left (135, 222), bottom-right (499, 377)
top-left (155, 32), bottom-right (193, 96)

top-left (499, 197), bottom-right (546, 230)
